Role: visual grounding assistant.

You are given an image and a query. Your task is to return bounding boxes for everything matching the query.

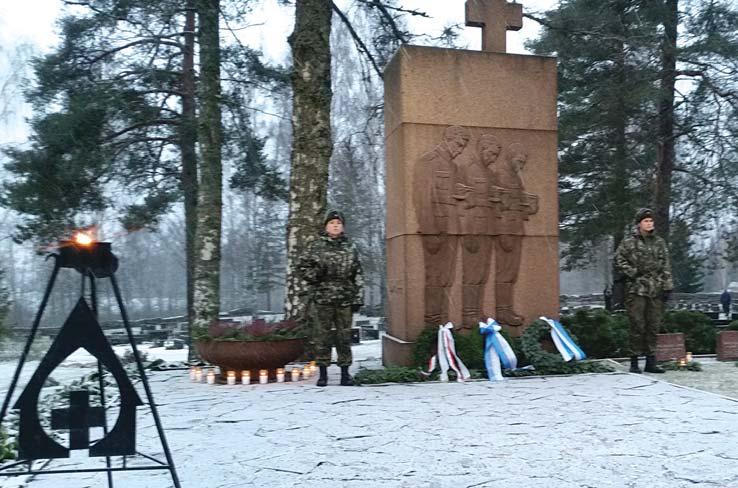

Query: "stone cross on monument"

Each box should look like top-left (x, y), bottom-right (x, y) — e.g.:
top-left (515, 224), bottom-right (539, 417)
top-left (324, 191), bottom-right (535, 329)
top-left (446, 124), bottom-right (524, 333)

top-left (465, 0), bottom-right (523, 53)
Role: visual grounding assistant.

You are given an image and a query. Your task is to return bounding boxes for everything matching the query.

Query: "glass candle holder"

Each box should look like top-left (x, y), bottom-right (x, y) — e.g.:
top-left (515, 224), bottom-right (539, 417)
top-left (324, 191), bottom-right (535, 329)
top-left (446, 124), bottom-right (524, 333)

top-left (259, 369), bottom-right (268, 384)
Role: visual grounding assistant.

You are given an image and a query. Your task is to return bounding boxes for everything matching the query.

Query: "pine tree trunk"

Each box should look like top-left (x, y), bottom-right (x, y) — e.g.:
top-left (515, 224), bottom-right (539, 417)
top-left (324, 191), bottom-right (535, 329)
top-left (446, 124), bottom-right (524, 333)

top-left (181, 1), bottom-right (200, 360)
top-left (284, 0), bottom-right (333, 321)
top-left (653, 0), bottom-right (678, 239)
top-left (192, 0), bottom-right (223, 337)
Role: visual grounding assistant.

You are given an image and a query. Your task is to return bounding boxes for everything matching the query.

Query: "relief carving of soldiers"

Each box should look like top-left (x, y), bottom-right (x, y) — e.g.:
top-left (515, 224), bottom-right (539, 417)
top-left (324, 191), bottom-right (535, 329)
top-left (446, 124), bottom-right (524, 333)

top-left (490, 142), bottom-right (539, 325)
top-left (412, 125), bottom-right (470, 326)
top-left (456, 134), bottom-right (502, 328)
top-left (414, 127), bottom-right (538, 328)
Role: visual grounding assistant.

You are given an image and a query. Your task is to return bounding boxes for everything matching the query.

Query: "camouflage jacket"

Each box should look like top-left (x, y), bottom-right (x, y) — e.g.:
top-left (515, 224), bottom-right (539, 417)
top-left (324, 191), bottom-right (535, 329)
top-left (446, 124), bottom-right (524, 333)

top-left (298, 232), bottom-right (364, 307)
top-left (615, 230), bottom-right (673, 297)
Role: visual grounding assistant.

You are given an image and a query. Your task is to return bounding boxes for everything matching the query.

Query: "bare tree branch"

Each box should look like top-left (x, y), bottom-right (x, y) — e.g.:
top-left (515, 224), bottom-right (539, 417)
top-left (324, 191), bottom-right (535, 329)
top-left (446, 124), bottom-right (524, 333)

top-left (86, 37), bottom-right (183, 65)
top-left (331, 2), bottom-right (384, 80)
top-left (354, 0), bottom-right (429, 18)
top-left (104, 119), bottom-right (180, 141)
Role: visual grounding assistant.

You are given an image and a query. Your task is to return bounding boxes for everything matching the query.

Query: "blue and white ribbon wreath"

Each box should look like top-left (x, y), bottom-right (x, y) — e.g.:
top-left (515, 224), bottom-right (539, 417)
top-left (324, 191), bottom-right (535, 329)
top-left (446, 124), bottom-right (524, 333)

top-left (540, 316), bottom-right (586, 362)
top-left (479, 318), bottom-right (518, 381)
top-left (423, 323), bottom-right (471, 382)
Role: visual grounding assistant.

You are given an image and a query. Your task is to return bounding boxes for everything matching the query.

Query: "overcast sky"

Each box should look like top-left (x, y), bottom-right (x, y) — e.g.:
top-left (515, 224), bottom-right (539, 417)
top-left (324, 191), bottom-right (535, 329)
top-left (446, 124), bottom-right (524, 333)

top-left (0, 0), bottom-right (557, 145)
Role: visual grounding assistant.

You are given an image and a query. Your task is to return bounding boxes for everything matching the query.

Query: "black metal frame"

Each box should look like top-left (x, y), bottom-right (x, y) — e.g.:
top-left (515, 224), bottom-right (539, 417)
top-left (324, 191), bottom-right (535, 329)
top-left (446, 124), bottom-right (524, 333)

top-left (0, 250), bottom-right (182, 487)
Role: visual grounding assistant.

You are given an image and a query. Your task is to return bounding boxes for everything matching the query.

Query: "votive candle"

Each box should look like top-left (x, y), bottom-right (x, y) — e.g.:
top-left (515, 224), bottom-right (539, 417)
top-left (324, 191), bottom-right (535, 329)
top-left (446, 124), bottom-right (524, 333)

top-left (276, 368), bottom-right (285, 383)
top-left (241, 370), bottom-right (251, 385)
top-left (206, 370), bottom-right (215, 384)
top-left (189, 367), bottom-right (197, 381)
top-left (686, 352), bottom-right (693, 362)
top-left (291, 368), bottom-right (300, 382)
top-left (227, 370), bottom-right (236, 385)
top-left (259, 369), bottom-right (268, 384)
top-left (194, 367), bottom-right (203, 382)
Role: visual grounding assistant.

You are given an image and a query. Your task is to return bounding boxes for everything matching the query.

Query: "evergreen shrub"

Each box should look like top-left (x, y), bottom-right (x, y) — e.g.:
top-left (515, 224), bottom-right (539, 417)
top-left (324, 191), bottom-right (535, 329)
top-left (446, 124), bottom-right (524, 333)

top-left (661, 311), bottom-right (716, 354)
top-left (560, 309), bottom-right (629, 358)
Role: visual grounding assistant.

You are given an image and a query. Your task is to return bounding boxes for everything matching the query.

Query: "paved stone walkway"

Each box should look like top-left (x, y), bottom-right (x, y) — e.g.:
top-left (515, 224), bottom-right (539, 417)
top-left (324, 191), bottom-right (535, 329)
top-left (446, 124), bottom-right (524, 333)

top-left (657, 359), bottom-right (738, 399)
top-left (3, 370), bottom-right (738, 488)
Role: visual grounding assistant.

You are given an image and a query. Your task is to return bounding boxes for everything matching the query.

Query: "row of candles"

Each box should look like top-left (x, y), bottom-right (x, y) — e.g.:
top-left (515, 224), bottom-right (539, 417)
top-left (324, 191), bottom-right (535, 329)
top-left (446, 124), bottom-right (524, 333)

top-left (189, 362), bottom-right (318, 385)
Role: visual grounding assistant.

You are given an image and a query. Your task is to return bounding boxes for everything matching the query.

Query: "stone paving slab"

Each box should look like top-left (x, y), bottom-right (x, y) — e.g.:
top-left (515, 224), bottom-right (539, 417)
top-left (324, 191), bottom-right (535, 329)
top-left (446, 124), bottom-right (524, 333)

top-left (3, 371), bottom-right (738, 488)
top-left (655, 359), bottom-right (738, 399)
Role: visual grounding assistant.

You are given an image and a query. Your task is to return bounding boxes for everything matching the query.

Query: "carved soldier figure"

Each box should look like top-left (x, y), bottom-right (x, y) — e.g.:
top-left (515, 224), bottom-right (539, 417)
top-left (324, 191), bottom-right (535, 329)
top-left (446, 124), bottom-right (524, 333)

top-left (413, 125), bottom-right (471, 326)
top-left (457, 134), bottom-right (502, 328)
top-left (490, 142), bottom-right (538, 325)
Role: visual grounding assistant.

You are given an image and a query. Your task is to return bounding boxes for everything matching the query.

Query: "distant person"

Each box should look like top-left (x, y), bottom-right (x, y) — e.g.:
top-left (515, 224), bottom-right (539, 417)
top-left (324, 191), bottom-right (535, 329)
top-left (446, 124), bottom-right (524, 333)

top-left (721, 290), bottom-right (732, 316)
top-left (603, 285), bottom-right (613, 311)
top-left (298, 210), bottom-right (364, 387)
top-left (615, 208), bottom-right (673, 374)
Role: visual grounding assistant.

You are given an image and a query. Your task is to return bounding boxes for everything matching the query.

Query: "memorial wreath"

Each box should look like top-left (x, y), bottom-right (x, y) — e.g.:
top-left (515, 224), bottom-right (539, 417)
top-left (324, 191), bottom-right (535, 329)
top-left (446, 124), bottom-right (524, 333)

top-left (520, 318), bottom-right (577, 370)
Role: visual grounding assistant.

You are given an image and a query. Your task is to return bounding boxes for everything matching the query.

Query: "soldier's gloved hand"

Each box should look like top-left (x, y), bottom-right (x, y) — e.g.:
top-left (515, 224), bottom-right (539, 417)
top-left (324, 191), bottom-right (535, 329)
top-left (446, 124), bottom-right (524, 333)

top-left (351, 304), bottom-right (362, 314)
top-left (661, 290), bottom-right (672, 302)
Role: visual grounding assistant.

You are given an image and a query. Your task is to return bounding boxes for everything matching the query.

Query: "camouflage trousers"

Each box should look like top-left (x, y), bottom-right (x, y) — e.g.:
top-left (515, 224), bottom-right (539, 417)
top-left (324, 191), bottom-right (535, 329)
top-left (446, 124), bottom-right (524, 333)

top-left (308, 302), bottom-right (353, 367)
top-left (625, 294), bottom-right (664, 356)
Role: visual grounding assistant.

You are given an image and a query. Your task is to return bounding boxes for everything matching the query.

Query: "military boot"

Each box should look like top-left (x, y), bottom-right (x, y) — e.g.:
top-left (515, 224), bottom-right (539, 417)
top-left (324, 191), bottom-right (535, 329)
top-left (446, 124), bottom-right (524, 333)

top-left (340, 366), bottom-right (354, 386)
top-left (629, 356), bottom-right (642, 374)
top-left (495, 283), bottom-right (523, 326)
top-left (644, 355), bottom-right (665, 374)
top-left (316, 365), bottom-right (328, 386)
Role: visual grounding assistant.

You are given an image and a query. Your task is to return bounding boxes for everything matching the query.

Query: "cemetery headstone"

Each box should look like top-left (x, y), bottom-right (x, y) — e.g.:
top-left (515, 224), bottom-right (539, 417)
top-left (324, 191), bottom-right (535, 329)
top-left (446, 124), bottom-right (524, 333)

top-left (655, 333), bottom-right (686, 362)
top-left (717, 330), bottom-right (738, 361)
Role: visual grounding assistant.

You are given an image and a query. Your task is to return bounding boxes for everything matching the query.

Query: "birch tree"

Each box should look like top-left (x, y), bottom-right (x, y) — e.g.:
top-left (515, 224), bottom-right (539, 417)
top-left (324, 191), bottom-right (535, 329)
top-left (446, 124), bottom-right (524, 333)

top-left (284, 0), bottom-right (333, 321)
top-left (191, 0), bottom-right (223, 348)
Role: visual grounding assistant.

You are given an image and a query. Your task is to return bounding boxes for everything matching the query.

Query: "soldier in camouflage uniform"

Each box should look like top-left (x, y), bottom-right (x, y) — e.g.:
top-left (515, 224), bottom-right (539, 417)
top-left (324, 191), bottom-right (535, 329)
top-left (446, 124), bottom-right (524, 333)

top-left (615, 208), bottom-right (673, 374)
top-left (298, 210), bottom-right (364, 386)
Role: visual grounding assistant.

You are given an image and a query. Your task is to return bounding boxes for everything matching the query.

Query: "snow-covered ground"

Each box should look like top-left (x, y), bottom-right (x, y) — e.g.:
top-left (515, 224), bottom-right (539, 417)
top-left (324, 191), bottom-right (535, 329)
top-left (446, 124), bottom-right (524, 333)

top-left (1, 342), bottom-right (738, 487)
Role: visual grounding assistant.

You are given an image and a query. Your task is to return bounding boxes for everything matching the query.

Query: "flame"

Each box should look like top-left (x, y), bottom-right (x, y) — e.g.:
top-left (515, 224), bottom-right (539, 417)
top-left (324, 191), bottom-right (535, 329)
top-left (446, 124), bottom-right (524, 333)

top-left (73, 230), bottom-right (95, 247)
top-left (38, 223), bottom-right (146, 253)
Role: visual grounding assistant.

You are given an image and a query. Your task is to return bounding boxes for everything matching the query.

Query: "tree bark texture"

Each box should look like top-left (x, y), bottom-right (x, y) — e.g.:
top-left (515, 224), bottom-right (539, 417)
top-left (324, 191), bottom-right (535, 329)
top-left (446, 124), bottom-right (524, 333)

top-left (181, 1), bottom-right (200, 359)
top-left (284, 0), bottom-right (333, 321)
top-left (653, 0), bottom-right (678, 239)
top-left (193, 0), bottom-right (223, 334)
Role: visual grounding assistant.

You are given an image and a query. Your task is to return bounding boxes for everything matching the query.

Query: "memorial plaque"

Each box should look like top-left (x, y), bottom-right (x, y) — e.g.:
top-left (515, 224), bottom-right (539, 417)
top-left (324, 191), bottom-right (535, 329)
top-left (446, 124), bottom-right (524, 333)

top-left (717, 330), bottom-right (738, 361)
top-left (655, 333), bottom-right (685, 362)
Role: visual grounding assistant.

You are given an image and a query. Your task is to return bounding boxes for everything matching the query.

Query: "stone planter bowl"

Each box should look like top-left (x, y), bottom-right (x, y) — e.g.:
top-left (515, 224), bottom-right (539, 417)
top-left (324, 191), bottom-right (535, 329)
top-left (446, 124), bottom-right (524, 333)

top-left (196, 338), bottom-right (305, 381)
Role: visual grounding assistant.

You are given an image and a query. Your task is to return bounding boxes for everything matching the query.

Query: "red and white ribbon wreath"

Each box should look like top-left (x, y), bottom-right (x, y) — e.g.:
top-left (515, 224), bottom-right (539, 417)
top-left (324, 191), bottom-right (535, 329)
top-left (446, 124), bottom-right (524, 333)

top-left (423, 322), bottom-right (471, 382)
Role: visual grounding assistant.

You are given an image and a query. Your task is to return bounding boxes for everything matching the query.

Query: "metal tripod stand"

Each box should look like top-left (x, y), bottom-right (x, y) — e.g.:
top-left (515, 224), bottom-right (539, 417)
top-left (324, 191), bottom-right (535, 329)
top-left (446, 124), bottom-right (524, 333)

top-left (0, 243), bottom-right (181, 487)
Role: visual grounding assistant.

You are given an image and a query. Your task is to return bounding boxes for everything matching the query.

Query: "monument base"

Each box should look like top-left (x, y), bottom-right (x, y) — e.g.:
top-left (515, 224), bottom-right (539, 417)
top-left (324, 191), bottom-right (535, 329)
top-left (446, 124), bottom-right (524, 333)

top-left (382, 334), bottom-right (415, 367)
